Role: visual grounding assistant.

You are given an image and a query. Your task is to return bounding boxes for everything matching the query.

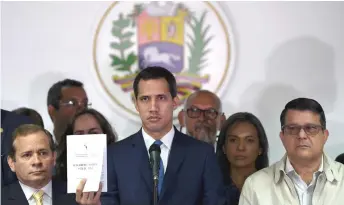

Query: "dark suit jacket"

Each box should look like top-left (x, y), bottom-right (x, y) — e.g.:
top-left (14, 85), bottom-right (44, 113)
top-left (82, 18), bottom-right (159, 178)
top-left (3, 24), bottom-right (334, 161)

top-left (101, 127), bottom-right (228, 205)
top-left (1, 109), bottom-right (33, 187)
top-left (1, 179), bottom-right (77, 205)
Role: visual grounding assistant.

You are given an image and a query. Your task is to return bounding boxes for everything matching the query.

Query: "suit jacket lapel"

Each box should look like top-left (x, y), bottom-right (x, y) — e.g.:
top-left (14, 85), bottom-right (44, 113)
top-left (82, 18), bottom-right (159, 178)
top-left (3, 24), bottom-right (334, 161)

top-left (159, 129), bottom-right (187, 201)
top-left (52, 180), bottom-right (58, 203)
top-left (52, 179), bottom-right (65, 204)
top-left (7, 181), bottom-right (29, 205)
top-left (52, 179), bottom-right (78, 205)
top-left (132, 130), bottom-right (153, 193)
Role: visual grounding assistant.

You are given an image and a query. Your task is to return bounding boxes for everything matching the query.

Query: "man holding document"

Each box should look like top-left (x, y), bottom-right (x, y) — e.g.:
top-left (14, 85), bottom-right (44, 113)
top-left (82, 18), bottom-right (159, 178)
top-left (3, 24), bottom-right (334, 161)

top-left (76, 66), bottom-right (227, 205)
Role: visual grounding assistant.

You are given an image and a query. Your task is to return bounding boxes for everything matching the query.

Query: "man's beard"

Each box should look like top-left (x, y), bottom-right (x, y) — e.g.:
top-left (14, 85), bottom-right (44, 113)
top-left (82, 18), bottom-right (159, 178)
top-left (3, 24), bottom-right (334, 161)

top-left (193, 123), bottom-right (215, 145)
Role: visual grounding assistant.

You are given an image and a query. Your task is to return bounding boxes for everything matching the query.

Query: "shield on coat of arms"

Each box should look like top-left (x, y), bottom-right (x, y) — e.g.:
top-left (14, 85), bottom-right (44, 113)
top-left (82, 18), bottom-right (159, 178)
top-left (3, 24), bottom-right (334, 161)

top-left (93, 1), bottom-right (236, 123)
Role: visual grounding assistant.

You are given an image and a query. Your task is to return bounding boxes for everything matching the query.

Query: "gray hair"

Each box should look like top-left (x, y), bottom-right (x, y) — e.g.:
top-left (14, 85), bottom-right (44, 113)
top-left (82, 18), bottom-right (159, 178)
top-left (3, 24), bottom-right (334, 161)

top-left (184, 90), bottom-right (222, 112)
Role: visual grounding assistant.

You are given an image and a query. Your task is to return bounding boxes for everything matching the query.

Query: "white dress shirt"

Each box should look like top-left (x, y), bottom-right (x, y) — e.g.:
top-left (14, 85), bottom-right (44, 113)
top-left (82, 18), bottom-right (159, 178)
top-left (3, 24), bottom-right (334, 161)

top-left (19, 180), bottom-right (52, 205)
top-left (285, 156), bottom-right (324, 205)
top-left (142, 126), bottom-right (175, 173)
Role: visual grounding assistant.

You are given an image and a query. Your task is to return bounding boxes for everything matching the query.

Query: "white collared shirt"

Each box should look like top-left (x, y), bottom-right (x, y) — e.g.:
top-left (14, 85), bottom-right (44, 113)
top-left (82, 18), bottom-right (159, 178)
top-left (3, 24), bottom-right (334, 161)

top-left (285, 156), bottom-right (324, 205)
top-left (142, 126), bottom-right (175, 173)
top-left (214, 138), bottom-right (218, 152)
top-left (19, 180), bottom-right (52, 205)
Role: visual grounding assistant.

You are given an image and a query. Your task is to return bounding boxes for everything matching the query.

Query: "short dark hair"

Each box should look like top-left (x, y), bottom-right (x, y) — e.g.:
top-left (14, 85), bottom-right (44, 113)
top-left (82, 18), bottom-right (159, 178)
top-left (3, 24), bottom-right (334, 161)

top-left (280, 98), bottom-right (326, 129)
top-left (47, 79), bottom-right (83, 109)
top-left (133, 66), bottom-right (177, 99)
top-left (8, 124), bottom-right (56, 161)
top-left (12, 107), bottom-right (45, 128)
top-left (216, 112), bottom-right (269, 185)
top-left (335, 153), bottom-right (344, 165)
top-left (55, 108), bottom-right (117, 181)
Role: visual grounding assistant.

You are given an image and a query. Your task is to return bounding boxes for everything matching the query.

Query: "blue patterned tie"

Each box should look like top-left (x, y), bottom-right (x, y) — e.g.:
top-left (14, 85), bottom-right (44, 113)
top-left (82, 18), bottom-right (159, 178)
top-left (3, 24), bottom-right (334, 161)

top-left (154, 140), bottom-right (164, 197)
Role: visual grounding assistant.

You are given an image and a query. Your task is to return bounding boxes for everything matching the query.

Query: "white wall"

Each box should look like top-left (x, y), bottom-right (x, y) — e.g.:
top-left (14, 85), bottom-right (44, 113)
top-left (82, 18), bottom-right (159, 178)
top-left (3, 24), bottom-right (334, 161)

top-left (2, 1), bottom-right (344, 164)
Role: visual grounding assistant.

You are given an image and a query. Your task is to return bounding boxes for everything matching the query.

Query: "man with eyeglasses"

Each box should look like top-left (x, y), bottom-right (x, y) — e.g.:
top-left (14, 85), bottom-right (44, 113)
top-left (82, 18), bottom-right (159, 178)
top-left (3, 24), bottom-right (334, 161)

top-left (47, 79), bottom-right (90, 144)
top-left (239, 98), bottom-right (344, 205)
top-left (178, 90), bottom-right (225, 148)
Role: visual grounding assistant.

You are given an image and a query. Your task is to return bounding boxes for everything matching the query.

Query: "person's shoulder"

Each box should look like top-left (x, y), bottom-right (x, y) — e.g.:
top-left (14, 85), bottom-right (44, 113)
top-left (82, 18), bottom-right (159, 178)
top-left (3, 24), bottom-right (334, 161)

top-left (107, 130), bottom-right (141, 151)
top-left (52, 178), bottom-right (67, 190)
top-left (327, 155), bottom-right (344, 179)
top-left (1, 109), bottom-right (33, 125)
top-left (251, 166), bottom-right (274, 178)
top-left (2, 180), bottom-right (20, 195)
top-left (51, 179), bottom-right (78, 204)
top-left (332, 161), bottom-right (344, 173)
top-left (246, 161), bottom-right (279, 187)
top-left (2, 183), bottom-right (12, 194)
top-left (1, 109), bottom-right (10, 117)
top-left (176, 131), bottom-right (214, 152)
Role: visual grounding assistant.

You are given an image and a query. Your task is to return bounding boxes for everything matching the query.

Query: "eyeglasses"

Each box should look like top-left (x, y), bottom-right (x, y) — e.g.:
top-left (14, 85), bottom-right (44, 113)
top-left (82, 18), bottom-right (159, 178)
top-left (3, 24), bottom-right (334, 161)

top-left (185, 107), bottom-right (220, 120)
top-left (282, 124), bottom-right (324, 136)
top-left (60, 99), bottom-right (92, 108)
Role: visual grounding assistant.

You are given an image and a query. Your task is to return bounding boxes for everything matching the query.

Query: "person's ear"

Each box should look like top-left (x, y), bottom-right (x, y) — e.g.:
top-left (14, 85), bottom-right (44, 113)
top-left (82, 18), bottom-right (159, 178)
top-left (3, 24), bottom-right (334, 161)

top-left (178, 110), bottom-right (185, 127)
top-left (172, 96), bottom-right (180, 110)
top-left (48, 105), bottom-right (57, 122)
top-left (8, 156), bottom-right (16, 172)
top-left (219, 113), bottom-right (226, 129)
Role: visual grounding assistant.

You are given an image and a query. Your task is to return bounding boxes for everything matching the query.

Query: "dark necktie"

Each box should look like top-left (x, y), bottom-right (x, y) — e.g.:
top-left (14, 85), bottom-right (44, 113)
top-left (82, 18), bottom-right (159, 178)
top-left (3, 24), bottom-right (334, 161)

top-left (154, 140), bottom-right (164, 196)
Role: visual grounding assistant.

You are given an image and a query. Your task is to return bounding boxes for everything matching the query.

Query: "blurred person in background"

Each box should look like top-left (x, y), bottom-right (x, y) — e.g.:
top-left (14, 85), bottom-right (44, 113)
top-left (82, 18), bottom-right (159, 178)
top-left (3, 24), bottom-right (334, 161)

top-left (1, 108), bottom-right (33, 187)
top-left (178, 90), bottom-right (225, 149)
top-left (335, 153), bottom-right (344, 165)
top-left (55, 108), bottom-right (117, 181)
top-left (12, 107), bottom-right (45, 128)
top-left (47, 79), bottom-right (89, 144)
top-left (216, 112), bottom-right (269, 205)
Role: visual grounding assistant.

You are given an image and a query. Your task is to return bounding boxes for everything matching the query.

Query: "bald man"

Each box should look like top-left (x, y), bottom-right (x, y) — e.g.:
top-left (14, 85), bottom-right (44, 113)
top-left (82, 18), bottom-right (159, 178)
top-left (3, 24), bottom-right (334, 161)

top-left (178, 90), bottom-right (225, 148)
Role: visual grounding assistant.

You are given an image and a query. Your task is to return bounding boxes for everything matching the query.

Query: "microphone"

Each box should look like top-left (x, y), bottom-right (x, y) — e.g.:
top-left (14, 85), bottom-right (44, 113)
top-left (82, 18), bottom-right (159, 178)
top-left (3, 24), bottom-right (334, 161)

top-left (149, 143), bottom-right (161, 205)
top-left (149, 144), bottom-right (161, 181)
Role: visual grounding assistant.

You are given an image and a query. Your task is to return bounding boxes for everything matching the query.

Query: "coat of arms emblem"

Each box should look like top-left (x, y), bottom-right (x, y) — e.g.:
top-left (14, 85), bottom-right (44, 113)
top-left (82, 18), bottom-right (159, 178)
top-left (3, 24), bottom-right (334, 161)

top-left (93, 1), bottom-right (235, 122)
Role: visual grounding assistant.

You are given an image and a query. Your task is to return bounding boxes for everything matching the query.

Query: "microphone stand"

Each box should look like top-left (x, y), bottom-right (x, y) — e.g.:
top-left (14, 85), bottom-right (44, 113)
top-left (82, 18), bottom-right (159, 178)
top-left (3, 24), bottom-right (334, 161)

top-left (153, 175), bottom-right (159, 205)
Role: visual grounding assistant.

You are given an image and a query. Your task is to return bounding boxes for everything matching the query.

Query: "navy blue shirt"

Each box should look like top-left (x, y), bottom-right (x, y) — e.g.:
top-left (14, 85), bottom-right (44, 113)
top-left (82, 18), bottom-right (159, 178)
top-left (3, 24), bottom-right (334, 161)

top-left (224, 178), bottom-right (241, 205)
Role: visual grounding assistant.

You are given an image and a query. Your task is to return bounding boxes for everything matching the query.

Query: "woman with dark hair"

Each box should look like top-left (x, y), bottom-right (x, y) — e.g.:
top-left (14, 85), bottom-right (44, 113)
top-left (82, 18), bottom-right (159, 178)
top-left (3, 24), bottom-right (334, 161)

top-left (216, 112), bottom-right (269, 205)
top-left (55, 108), bottom-right (117, 181)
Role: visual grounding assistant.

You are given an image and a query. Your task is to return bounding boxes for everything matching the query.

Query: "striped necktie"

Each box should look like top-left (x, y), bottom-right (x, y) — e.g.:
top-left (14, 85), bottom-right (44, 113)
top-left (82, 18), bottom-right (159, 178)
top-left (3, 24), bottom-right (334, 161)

top-left (32, 190), bottom-right (44, 205)
top-left (154, 140), bottom-right (164, 197)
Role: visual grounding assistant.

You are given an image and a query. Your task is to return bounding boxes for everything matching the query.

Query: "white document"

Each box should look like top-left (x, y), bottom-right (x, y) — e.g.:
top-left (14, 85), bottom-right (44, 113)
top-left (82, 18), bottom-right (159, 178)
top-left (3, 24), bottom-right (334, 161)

top-left (67, 134), bottom-right (107, 193)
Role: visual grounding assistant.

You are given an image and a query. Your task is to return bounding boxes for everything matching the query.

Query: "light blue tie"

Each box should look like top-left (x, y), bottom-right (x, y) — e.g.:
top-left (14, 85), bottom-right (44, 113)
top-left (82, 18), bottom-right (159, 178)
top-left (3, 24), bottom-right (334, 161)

top-left (154, 140), bottom-right (164, 197)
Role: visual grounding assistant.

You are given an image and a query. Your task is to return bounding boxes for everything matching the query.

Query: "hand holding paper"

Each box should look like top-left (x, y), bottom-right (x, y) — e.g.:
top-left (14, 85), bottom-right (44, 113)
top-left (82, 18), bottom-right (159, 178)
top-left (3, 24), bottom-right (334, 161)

top-left (76, 179), bottom-right (102, 205)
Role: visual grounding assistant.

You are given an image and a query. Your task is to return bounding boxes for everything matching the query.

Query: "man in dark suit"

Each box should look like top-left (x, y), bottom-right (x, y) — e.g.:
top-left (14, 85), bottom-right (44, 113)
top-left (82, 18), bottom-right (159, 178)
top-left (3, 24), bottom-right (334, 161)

top-left (2, 179), bottom-right (76, 205)
top-left (1, 109), bottom-right (34, 187)
top-left (76, 66), bottom-right (227, 205)
top-left (1, 124), bottom-right (76, 205)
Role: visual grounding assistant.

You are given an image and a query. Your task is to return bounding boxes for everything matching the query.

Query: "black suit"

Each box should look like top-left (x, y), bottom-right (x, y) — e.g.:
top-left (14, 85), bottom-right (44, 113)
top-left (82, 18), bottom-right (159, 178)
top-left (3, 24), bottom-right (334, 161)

top-left (1, 109), bottom-right (33, 187)
top-left (1, 179), bottom-right (77, 205)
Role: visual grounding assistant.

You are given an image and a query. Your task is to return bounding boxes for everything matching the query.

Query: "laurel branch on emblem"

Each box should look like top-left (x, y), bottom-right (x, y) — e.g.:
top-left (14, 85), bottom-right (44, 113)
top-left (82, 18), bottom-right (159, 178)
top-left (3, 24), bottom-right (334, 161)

top-left (109, 14), bottom-right (137, 74)
top-left (187, 11), bottom-right (213, 74)
top-left (109, 3), bottom-right (213, 104)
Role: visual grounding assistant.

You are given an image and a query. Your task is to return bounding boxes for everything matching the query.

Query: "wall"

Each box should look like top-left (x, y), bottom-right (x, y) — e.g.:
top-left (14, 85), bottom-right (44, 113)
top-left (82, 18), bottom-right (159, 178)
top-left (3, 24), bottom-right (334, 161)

top-left (2, 1), bottom-right (344, 164)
